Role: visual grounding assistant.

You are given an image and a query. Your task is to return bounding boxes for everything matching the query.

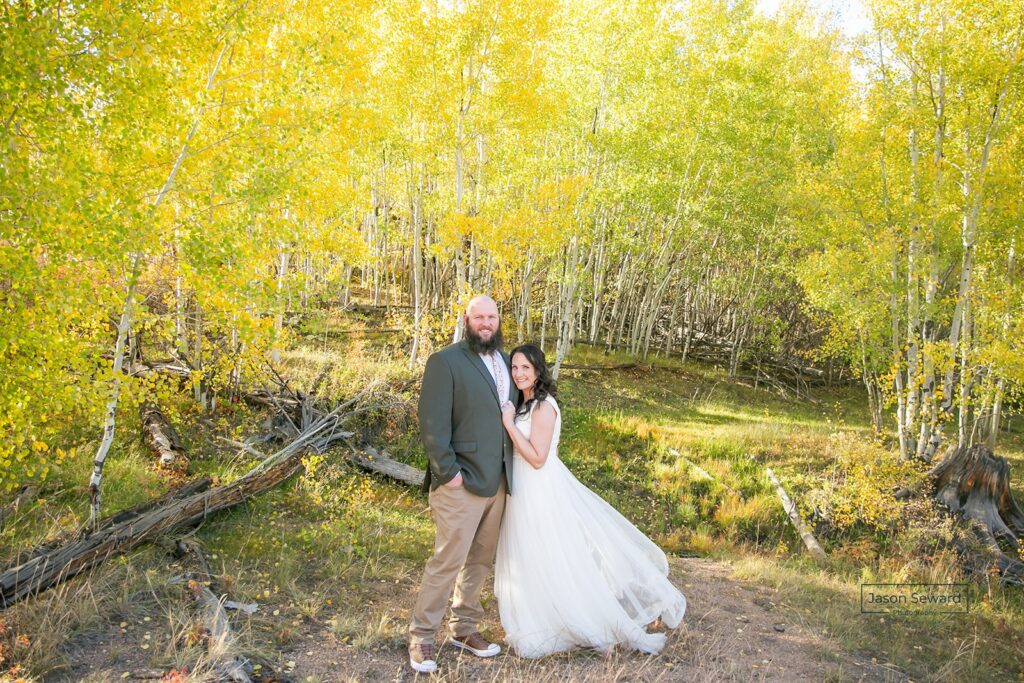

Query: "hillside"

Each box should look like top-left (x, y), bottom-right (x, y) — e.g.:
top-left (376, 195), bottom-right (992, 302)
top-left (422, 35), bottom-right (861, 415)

top-left (2, 312), bottom-right (1022, 682)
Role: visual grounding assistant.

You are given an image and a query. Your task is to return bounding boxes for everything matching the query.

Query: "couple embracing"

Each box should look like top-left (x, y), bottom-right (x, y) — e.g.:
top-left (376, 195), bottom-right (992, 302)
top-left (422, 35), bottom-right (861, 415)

top-left (407, 295), bottom-right (686, 673)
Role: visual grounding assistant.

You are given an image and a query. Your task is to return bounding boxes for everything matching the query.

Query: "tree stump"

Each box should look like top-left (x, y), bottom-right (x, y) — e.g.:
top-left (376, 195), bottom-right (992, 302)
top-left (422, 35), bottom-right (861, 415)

top-left (930, 444), bottom-right (1024, 583)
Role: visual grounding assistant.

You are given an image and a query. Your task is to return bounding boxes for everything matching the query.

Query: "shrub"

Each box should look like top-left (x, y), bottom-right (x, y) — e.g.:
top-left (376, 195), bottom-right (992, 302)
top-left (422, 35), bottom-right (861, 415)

top-left (803, 432), bottom-right (923, 535)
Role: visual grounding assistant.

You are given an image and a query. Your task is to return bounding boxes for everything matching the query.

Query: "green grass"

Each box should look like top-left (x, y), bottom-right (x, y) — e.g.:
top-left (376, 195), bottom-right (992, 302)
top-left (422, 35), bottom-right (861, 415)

top-left (550, 349), bottom-right (867, 556)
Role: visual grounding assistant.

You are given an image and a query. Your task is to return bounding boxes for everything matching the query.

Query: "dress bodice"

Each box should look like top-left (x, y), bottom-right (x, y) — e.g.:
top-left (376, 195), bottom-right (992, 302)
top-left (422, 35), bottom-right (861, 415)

top-left (514, 395), bottom-right (561, 464)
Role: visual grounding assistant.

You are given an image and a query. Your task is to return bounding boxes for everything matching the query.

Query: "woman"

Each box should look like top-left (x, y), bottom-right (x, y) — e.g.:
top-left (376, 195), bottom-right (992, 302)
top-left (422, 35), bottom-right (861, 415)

top-left (494, 344), bottom-right (686, 658)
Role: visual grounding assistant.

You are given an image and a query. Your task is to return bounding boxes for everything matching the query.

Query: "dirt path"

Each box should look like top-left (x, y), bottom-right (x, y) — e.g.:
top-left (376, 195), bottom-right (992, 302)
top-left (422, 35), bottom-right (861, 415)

top-left (61, 557), bottom-right (906, 682)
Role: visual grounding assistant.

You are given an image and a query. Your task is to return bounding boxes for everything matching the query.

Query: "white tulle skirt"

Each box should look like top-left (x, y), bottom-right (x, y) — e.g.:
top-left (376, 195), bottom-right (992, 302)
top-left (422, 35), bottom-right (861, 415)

top-left (494, 450), bottom-right (686, 658)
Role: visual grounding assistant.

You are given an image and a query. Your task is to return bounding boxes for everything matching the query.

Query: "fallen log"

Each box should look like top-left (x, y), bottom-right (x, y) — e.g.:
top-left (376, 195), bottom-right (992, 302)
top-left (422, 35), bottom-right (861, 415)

top-left (560, 362), bottom-right (642, 371)
top-left (0, 460), bottom-right (299, 609)
top-left (141, 402), bottom-right (187, 469)
top-left (930, 444), bottom-right (1024, 584)
top-left (7, 478), bottom-right (213, 570)
top-left (348, 446), bottom-right (425, 487)
top-left (0, 392), bottom-right (368, 609)
top-left (766, 467), bottom-right (826, 561)
top-left (667, 448), bottom-right (715, 482)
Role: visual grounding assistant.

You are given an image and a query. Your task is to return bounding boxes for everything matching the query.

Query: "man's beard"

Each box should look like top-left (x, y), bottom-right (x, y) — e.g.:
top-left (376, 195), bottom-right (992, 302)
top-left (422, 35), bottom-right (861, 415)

top-left (464, 325), bottom-right (504, 354)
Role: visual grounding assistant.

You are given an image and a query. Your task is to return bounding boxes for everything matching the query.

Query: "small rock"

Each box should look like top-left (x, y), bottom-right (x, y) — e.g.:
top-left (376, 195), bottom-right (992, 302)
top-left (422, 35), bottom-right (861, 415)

top-left (773, 623), bottom-right (786, 632)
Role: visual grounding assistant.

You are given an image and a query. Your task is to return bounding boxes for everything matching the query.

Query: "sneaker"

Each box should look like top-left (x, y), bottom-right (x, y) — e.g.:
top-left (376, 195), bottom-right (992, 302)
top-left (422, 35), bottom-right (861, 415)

top-left (408, 641), bottom-right (437, 673)
top-left (450, 632), bottom-right (501, 657)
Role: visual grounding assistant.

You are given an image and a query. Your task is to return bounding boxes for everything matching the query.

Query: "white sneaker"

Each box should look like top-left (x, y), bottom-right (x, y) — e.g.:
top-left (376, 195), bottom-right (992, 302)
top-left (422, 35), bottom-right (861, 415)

top-left (409, 642), bottom-right (438, 673)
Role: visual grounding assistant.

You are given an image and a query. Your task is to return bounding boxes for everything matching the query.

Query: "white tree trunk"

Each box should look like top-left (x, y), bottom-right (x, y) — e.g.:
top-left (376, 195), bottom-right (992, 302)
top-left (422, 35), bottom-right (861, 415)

top-left (552, 236), bottom-right (580, 380)
top-left (924, 62), bottom-right (1013, 461)
top-left (89, 43), bottom-right (229, 528)
top-left (271, 249), bottom-right (290, 364)
top-left (987, 238), bottom-right (1014, 448)
top-left (409, 165), bottom-right (424, 370)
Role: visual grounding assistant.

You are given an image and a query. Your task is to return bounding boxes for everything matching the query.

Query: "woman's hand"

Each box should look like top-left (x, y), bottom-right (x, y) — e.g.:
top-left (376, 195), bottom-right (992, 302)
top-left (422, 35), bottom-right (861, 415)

top-left (500, 400), bottom-right (516, 426)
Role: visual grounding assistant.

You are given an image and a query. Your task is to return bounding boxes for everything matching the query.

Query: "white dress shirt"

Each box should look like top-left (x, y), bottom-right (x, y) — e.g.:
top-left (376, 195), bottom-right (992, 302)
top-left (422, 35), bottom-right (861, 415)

top-left (479, 351), bottom-right (511, 404)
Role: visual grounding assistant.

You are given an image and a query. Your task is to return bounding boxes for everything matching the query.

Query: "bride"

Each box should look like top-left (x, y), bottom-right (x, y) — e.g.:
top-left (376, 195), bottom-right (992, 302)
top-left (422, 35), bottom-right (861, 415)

top-left (494, 344), bottom-right (686, 658)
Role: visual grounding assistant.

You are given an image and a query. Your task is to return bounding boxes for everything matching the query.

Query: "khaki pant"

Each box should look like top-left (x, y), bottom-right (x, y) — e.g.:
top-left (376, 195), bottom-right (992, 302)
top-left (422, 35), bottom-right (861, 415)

top-left (408, 478), bottom-right (506, 645)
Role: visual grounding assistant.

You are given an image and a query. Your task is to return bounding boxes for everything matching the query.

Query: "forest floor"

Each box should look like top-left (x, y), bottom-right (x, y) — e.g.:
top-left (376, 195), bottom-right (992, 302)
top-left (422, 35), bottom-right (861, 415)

top-left (59, 556), bottom-right (906, 683)
top-left (4, 309), bottom-right (1023, 682)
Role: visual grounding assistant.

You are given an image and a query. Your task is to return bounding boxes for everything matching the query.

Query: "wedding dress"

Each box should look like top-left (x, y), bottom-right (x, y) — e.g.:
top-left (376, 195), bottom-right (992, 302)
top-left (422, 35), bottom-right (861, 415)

top-left (494, 396), bottom-right (686, 658)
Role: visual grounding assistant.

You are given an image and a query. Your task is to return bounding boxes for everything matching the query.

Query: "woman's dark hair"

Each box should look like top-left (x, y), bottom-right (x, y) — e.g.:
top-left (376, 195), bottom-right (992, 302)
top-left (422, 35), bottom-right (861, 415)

top-left (510, 343), bottom-right (557, 418)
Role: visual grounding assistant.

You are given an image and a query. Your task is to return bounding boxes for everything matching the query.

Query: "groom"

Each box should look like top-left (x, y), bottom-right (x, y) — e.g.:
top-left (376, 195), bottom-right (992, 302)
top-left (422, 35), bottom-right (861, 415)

top-left (407, 295), bottom-right (518, 674)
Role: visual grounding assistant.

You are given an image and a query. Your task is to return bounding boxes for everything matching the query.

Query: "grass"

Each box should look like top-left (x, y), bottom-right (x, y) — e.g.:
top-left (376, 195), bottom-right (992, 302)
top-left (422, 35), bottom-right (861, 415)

top-left (3, 307), bottom-right (1024, 681)
top-left (552, 349), bottom-right (864, 555)
top-left (528, 344), bottom-right (1022, 682)
top-left (546, 346), bottom-right (1024, 682)
top-left (732, 555), bottom-right (1024, 682)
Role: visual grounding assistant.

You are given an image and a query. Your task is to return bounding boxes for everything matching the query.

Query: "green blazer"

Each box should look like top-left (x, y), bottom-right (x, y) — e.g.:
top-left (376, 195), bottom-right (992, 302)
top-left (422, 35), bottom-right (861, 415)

top-left (418, 340), bottom-right (519, 496)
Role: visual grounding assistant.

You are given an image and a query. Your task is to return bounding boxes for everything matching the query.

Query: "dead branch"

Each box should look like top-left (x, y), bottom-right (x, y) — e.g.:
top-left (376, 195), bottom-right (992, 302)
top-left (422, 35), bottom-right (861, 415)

top-left (214, 436), bottom-right (268, 461)
top-left (766, 467), bottom-right (827, 561)
top-left (125, 359), bottom-right (193, 380)
top-left (176, 541), bottom-right (252, 682)
top-left (191, 580), bottom-right (252, 682)
top-left (667, 448), bottom-right (715, 482)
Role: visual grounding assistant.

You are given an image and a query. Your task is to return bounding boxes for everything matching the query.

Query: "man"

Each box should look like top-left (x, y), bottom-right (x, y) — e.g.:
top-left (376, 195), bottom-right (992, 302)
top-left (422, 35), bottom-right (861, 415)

top-left (407, 295), bottom-right (518, 674)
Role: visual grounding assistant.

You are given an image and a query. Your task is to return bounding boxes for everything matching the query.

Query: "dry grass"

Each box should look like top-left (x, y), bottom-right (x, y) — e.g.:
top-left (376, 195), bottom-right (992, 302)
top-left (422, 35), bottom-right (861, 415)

top-left (732, 555), bottom-right (1024, 682)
